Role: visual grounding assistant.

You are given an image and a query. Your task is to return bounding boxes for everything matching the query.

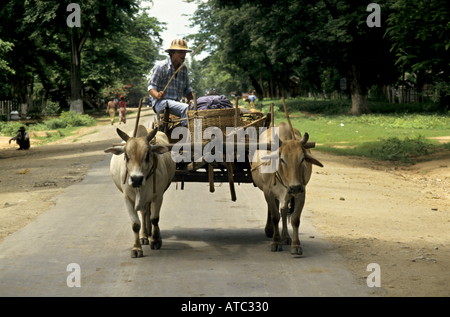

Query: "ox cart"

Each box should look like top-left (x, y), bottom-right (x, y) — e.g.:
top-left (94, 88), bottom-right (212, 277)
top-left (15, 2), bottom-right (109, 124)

top-left (140, 95), bottom-right (316, 201)
top-left (106, 96), bottom-right (321, 257)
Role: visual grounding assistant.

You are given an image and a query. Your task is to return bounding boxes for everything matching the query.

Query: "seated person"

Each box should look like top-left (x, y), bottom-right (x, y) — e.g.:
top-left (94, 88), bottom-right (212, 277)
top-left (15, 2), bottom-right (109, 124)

top-left (148, 39), bottom-right (194, 126)
top-left (9, 126), bottom-right (30, 150)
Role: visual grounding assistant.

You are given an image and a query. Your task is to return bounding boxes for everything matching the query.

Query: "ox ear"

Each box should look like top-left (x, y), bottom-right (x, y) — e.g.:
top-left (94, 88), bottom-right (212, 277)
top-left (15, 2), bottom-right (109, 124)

top-left (304, 152), bottom-right (323, 167)
top-left (146, 128), bottom-right (158, 143)
top-left (151, 144), bottom-right (169, 155)
top-left (104, 146), bottom-right (125, 155)
top-left (117, 128), bottom-right (130, 142)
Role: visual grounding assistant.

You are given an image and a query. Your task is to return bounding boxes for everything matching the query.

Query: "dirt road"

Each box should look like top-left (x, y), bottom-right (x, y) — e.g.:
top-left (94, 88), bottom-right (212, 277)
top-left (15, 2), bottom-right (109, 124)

top-left (0, 157), bottom-right (381, 297)
top-left (1, 109), bottom-right (449, 296)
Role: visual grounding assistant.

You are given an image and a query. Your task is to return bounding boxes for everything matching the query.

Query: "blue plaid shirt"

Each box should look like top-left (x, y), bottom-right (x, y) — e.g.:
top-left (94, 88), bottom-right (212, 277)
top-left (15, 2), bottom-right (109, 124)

top-left (147, 58), bottom-right (193, 108)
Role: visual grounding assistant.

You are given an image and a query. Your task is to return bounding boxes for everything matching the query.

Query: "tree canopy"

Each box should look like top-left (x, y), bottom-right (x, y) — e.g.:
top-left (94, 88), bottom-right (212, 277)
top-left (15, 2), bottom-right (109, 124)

top-left (186, 0), bottom-right (450, 113)
top-left (1, 0), bottom-right (449, 118)
top-left (0, 0), bottom-right (165, 115)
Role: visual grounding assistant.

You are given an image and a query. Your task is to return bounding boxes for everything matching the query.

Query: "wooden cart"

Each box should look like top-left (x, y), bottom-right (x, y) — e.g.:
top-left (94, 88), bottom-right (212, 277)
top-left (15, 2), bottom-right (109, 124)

top-left (149, 96), bottom-right (315, 201)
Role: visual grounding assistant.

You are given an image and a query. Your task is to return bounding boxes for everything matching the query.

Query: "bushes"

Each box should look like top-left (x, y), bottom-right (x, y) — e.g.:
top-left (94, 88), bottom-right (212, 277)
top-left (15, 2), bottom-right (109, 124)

top-left (260, 96), bottom-right (443, 116)
top-left (38, 111), bottom-right (96, 130)
top-left (367, 135), bottom-right (435, 164)
top-left (0, 121), bottom-right (23, 136)
top-left (43, 118), bottom-right (68, 130)
top-left (331, 113), bottom-right (450, 129)
top-left (0, 111), bottom-right (97, 136)
top-left (369, 101), bottom-right (441, 114)
top-left (261, 97), bottom-right (352, 115)
top-left (59, 111), bottom-right (96, 128)
top-left (44, 100), bottom-right (60, 116)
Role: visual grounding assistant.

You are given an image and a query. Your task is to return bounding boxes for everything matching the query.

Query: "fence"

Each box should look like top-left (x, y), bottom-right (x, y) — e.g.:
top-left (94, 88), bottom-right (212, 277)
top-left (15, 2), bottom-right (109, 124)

top-left (1, 100), bottom-right (22, 120)
top-left (1, 100), bottom-right (12, 117)
top-left (384, 86), bottom-right (438, 104)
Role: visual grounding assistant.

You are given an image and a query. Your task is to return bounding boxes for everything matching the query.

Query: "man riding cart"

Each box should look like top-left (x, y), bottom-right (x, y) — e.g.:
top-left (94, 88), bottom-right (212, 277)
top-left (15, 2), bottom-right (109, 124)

top-left (147, 39), bottom-right (194, 126)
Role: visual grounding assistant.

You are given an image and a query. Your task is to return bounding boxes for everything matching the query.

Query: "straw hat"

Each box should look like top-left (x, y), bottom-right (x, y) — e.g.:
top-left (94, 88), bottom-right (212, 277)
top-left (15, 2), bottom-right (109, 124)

top-left (165, 39), bottom-right (192, 52)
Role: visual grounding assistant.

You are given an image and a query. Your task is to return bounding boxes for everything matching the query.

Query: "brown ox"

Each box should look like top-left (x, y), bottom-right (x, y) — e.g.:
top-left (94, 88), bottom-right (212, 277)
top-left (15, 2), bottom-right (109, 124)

top-left (104, 125), bottom-right (176, 258)
top-left (251, 122), bottom-right (323, 255)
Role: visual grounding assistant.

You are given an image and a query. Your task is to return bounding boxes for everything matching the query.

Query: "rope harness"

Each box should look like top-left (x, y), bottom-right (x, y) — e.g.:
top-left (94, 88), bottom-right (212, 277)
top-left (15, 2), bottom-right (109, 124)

top-left (250, 159), bottom-right (287, 189)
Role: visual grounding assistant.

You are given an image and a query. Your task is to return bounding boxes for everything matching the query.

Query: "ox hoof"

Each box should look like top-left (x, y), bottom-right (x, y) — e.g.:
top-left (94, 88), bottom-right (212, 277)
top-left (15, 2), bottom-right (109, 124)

top-left (290, 246), bottom-right (303, 256)
top-left (271, 244), bottom-right (282, 252)
top-left (140, 238), bottom-right (149, 245)
top-left (265, 228), bottom-right (274, 238)
top-left (150, 240), bottom-right (162, 250)
top-left (131, 249), bottom-right (144, 258)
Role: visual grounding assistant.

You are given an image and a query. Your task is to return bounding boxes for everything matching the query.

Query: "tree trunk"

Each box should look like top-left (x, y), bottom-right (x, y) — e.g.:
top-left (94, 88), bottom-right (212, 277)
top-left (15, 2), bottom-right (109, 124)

top-left (70, 29), bottom-right (83, 113)
top-left (36, 63), bottom-right (52, 115)
top-left (245, 69), bottom-right (264, 101)
top-left (416, 70), bottom-right (424, 103)
top-left (41, 89), bottom-right (50, 115)
top-left (259, 72), bottom-right (264, 100)
top-left (69, 24), bottom-right (90, 113)
top-left (20, 103), bottom-right (27, 118)
top-left (16, 78), bottom-right (31, 119)
top-left (269, 77), bottom-right (274, 98)
top-left (347, 64), bottom-right (370, 115)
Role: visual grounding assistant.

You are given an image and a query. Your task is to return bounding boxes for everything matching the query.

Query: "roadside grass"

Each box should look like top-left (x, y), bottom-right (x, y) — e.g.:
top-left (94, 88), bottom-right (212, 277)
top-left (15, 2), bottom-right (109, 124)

top-left (0, 111), bottom-right (98, 146)
top-left (3, 98), bottom-right (450, 164)
top-left (30, 126), bottom-right (80, 145)
top-left (257, 97), bottom-right (450, 164)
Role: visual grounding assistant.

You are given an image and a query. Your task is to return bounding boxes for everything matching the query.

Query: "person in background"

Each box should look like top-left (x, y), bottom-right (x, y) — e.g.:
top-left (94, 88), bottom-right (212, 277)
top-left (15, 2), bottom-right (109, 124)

top-left (118, 95), bottom-right (127, 124)
top-left (248, 90), bottom-right (257, 111)
top-left (106, 98), bottom-right (117, 125)
top-left (9, 126), bottom-right (30, 150)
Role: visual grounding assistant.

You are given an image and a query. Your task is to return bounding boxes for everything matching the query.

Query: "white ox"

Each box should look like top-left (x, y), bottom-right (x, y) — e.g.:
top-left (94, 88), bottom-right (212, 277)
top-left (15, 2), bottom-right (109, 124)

top-left (251, 122), bottom-right (323, 255)
top-left (104, 125), bottom-right (176, 258)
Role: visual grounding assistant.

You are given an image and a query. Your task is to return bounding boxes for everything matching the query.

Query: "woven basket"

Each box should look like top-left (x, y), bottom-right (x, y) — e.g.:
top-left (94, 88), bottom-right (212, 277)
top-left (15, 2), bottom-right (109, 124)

top-left (187, 108), bottom-right (265, 142)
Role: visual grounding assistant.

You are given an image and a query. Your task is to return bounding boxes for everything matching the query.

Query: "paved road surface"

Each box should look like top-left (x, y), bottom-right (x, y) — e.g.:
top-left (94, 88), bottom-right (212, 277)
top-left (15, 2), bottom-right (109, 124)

top-left (0, 117), bottom-right (386, 298)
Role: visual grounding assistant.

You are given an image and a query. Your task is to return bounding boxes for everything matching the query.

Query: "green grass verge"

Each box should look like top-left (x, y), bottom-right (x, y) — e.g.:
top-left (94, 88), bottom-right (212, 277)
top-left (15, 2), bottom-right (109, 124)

top-left (0, 111), bottom-right (98, 146)
top-left (256, 97), bottom-right (450, 164)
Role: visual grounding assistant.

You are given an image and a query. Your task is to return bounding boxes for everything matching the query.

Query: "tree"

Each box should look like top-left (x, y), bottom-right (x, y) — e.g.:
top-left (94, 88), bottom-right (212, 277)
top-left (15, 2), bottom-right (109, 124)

top-left (0, 0), bottom-right (45, 116)
top-left (0, 0), bottom-right (164, 117)
top-left (23, 0), bottom-right (140, 113)
top-left (0, 39), bottom-right (14, 75)
top-left (0, 39), bottom-right (15, 100)
top-left (385, 0), bottom-right (450, 105)
top-left (187, 1), bottom-right (293, 100)
top-left (194, 0), bottom-right (400, 114)
top-left (81, 11), bottom-right (166, 100)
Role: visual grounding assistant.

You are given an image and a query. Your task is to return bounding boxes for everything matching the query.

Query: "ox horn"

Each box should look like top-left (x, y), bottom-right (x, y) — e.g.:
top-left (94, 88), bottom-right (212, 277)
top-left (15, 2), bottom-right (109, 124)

top-left (117, 128), bottom-right (130, 142)
top-left (146, 128), bottom-right (158, 143)
top-left (300, 132), bottom-right (309, 146)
